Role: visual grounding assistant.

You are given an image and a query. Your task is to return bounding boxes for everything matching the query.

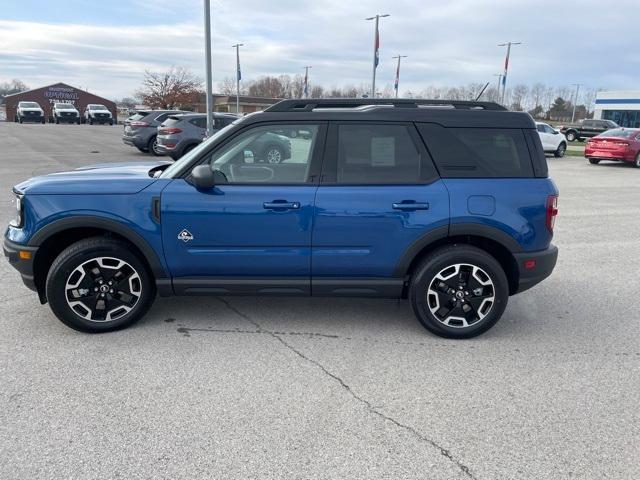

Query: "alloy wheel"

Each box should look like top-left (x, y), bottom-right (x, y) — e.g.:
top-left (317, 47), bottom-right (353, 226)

top-left (65, 256), bottom-right (142, 322)
top-left (266, 148), bottom-right (282, 164)
top-left (426, 263), bottom-right (495, 328)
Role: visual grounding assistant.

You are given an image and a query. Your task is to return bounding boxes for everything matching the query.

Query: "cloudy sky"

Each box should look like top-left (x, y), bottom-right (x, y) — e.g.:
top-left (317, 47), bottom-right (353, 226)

top-left (1, 0), bottom-right (638, 99)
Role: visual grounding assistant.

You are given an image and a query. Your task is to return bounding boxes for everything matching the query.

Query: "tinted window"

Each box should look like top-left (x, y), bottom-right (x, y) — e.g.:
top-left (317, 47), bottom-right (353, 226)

top-left (155, 113), bottom-right (172, 122)
top-left (335, 124), bottom-right (425, 184)
top-left (418, 124), bottom-right (534, 178)
top-left (20, 102), bottom-right (39, 108)
top-left (536, 124), bottom-right (545, 133)
top-left (128, 113), bottom-right (146, 121)
top-left (189, 117), bottom-right (207, 128)
top-left (205, 124), bottom-right (319, 184)
top-left (598, 129), bottom-right (636, 138)
top-left (162, 117), bottom-right (182, 127)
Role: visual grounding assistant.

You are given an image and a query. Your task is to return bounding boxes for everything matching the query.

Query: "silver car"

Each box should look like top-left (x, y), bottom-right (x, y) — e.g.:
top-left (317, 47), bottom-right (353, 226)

top-left (157, 113), bottom-right (238, 160)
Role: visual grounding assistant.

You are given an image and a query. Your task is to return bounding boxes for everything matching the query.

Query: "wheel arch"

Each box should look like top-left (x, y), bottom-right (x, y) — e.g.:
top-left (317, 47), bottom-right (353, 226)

top-left (29, 217), bottom-right (169, 302)
top-left (395, 224), bottom-right (521, 295)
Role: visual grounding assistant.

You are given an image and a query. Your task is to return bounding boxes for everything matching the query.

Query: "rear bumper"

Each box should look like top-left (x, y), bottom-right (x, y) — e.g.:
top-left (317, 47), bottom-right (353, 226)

top-left (513, 244), bottom-right (558, 294)
top-left (3, 237), bottom-right (38, 292)
top-left (122, 135), bottom-right (146, 148)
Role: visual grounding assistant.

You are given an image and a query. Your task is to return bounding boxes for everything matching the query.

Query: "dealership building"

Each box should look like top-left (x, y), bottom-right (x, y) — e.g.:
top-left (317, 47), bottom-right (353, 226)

top-left (4, 82), bottom-right (116, 122)
top-left (593, 90), bottom-right (640, 128)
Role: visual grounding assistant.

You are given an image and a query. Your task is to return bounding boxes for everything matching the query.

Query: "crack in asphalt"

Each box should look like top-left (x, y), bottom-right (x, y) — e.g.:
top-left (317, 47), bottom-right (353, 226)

top-left (212, 297), bottom-right (478, 479)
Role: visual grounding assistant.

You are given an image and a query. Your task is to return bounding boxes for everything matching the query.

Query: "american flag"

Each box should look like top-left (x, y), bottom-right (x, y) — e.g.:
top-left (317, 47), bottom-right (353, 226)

top-left (374, 23), bottom-right (380, 68)
top-left (394, 60), bottom-right (399, 91)
top-left (303, 70), bottom-right (308, 96)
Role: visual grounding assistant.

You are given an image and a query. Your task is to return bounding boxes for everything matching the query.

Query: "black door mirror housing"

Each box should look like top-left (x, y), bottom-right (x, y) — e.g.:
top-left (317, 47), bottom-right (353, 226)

top-left (191, 165), bottom-right (215, 190)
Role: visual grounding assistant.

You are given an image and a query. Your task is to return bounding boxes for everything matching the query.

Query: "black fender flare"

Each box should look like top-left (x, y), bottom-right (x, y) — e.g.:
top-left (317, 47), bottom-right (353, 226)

top-left (393, 223), bottom-right (522, 277)
top-left (28, 216), bottom-right (168, 280)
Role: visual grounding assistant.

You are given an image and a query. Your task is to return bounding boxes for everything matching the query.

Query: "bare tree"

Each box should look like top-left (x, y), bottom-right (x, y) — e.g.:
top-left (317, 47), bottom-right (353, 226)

top-left (0, 79), bottom-right (29, 102)
top-left (136, 67), bottom-right (203, 109)
top-left (310, 85), bottom-right (324, 98)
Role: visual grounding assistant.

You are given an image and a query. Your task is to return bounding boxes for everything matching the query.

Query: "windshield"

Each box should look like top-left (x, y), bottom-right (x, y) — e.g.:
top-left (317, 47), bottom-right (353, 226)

top-left (597, 129), bottom-right (637, 138)
top-left (89, 105), bottom-right (108, 110)
top-left (20, 102), bottom-right (39, 108)
top-left (160, 123), bottom-right (237, 179)
top-left (55, 103), bottom-right (75, 109)
top-left (128, 112), bottom-right (147, 121)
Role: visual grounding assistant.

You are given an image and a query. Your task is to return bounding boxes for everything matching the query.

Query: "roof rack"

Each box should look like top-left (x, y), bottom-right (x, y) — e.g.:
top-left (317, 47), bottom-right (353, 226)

top-left (264, 98), bottom-right (507, 112)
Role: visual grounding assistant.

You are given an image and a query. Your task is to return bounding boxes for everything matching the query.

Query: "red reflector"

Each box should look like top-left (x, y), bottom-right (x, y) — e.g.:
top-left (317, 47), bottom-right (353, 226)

top-left (524, 259), bottom-right (536, 270)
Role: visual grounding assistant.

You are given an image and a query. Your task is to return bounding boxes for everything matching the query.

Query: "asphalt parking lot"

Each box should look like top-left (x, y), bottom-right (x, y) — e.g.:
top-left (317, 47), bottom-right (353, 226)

top-left (0, 122), bottom-right (638, 479)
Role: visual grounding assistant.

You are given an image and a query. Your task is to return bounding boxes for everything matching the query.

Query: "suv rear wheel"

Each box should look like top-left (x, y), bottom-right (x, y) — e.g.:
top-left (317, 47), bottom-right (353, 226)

top-left (46, 237), bottom-right (155, 333)
top-left (409, 245), bottom-right (509, 339)
top-left (148, 135), bottom-right (160, 156)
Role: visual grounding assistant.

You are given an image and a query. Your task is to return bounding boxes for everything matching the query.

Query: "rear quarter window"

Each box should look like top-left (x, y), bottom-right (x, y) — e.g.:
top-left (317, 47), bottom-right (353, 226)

top-left (417, 124), bottom-right (534, 178)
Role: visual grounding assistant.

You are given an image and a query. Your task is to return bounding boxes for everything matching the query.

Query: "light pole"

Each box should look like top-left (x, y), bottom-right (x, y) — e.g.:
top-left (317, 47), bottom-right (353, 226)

top-left (232, 43), bottom-right (244, 114)
top-left (303, 66), bottom-right (312, 98)
top-left (366, 14), bottom-right (389, 98)
top-left (203, 0), bottom-right (214, 136)
top-left (498, 41), bottom-right (522, 105)
top-left (392, 55), bottom-right (407, 99)
top-left (493, 74), bottom-right (503, 101)
top-left (570, 83), bottom-right (583, 123)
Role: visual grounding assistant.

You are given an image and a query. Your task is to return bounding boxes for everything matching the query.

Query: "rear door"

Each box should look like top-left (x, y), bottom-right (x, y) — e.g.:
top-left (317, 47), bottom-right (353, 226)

top-left (311, 122), bottom-right (449, 296)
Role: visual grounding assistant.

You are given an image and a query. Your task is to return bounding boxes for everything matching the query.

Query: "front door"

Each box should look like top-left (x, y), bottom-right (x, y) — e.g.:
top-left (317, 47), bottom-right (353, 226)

top-left (161, 122), bottom-right (326, 295)
top-left (311, 122), bottom-right (450, 296)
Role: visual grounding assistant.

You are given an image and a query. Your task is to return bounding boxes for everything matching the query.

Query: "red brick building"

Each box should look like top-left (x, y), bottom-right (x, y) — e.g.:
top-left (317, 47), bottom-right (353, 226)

top-left (4, 82), bottom-right (116, 122)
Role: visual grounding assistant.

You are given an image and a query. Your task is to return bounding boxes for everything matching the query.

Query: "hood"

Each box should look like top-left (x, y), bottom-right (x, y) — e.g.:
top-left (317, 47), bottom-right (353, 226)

top-left (56, 107), bottom-right (78, 112)
top-left (21, 107), bottom-right (43, 112)
top-left (16, 161), bottom-right (171, 195)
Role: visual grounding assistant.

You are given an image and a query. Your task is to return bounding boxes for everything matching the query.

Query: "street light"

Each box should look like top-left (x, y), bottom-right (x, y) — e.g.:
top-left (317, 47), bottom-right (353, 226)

top-left (570, 83), bottom-right (583, 123)
top-left (232, 43), bottom-right (244, 114)
top-left (303, 66), bottom-right (312, 98)
top-left (497, 41), bottom-right (522, 105)
top-left (366, 14), bottom-right (389, 98)
top-left (203, 0), bottom-right (214, 136)
top-left (392, 55), bottom-right (407, 99)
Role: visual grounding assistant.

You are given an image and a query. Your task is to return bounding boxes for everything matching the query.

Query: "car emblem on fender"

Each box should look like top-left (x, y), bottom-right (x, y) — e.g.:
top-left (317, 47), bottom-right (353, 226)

top-left (177, 229), bottom-right (194, 242)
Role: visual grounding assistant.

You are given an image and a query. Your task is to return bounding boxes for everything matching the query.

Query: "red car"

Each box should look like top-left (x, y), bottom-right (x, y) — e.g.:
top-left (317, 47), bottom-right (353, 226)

top-left (585, 128), bottom-right (640, 168)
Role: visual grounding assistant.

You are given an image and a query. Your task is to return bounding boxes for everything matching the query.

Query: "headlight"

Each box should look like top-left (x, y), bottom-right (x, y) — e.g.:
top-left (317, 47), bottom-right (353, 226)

top-left (9, 192), bottom-right (24, 228)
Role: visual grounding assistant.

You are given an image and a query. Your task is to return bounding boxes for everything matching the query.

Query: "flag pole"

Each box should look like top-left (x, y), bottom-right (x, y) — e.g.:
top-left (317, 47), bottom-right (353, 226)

top-left (392, 55), bottom-right (407, 99)
top-left (232, 43), bottom-right (244, 114)
top-left (303, 65), bottom-right (312, 98)
top-left (366, 14), bottom-right (389, 98)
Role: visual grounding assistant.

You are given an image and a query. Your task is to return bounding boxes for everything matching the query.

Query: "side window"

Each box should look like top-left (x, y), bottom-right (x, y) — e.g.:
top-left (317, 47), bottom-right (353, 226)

top-left (545, 125), bottom-right (556, 134)
top-left (537, 124), bottom-right (545, 133)
top-left (206, 124), bottom-right (320, 184)
top-left (334, 124), bottom-right (428, 184)
top-left (418, 124), bottom-right (534, 178)
top-left (155, 113), bottom-right (170, 123)
top-left (190, 118), bottom-right (206, 128)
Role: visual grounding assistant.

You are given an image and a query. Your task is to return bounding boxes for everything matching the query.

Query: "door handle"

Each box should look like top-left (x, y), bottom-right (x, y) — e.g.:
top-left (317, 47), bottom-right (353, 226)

top-left (392, 201), bottom-right (429, 211)
top-left (263, 200), bottom-right (300, 210)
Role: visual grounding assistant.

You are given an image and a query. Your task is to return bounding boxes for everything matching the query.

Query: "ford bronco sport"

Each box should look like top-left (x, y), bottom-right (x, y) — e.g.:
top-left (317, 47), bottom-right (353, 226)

top-left (3, 99), bottom-right (558, 338)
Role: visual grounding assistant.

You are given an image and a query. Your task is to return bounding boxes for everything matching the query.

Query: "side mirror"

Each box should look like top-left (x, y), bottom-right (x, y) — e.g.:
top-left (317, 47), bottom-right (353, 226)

top-left (191, 165), bottom-right (215, 190)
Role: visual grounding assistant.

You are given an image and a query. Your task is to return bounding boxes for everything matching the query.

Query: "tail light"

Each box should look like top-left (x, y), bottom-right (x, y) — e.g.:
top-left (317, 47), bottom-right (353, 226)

top-left (614, 141), bottom-right (629, 147)
top-left (546, 195), bottom-right (558, 233)
top-left (130, 121), bottom-right (149, 127)
top-left (159, 127), bottom-right (182, 135)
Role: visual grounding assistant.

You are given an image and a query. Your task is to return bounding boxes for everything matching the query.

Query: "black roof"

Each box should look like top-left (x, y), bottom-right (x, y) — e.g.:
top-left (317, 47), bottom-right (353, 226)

top-left (247, 98), bottom-right (535, 129)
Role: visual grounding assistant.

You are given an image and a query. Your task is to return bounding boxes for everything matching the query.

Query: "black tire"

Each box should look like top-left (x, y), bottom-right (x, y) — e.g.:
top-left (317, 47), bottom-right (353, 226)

top-left (136, 146), bottom-right (149, 153)
top-left (46, 237), bottom-right (155, 333)
top-left (18, 116), bottom-right (23, 124)
top-left (634, 153), bottom-right (640, 168)
top-left (148, 135), bottom-right (160, 156)
top-left (55, 116), bottom-right (59, 124)
top-left (565, 131), bottom-right (577, 142)
top-left (554, 142), bottom-right (566, 158)
top-left (41, 118), bottom-right (45, 124)
top-left (263, 144), bottom-right (284, 164)
top-left (89, 118), bottom-right (94, 125)
top-left (588, 158), bottom-right (600, 165)
top-left (109, 120), bottom-right (114, 126)
top-left (409, 245), bottom-right (509, 339)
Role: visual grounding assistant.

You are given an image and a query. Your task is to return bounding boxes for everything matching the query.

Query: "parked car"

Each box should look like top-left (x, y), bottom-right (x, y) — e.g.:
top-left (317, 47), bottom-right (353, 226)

top-left (3, 98), bottom-right (558, 339)
top-left (536, 122), bottom-right (567, 157)
top-left (122, 110), bottom-right (189, 156)
top-left (156, 113), bottom-right (238, 160)
top-left (15, 101), bottom-right (45, 124)
top-left (157, 112), bottom-right (291, 163)
top-left (557, 119), bottom-right (619, 142)
top-left (52, 102), bottom-right (80, 124)
top-left (584, 128), bottom-right (640, 167)
top-left (84, 104), bottom-right (114, 125)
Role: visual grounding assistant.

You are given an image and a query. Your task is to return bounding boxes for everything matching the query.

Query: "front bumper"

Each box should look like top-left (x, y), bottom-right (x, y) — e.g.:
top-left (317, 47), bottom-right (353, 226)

top-left (513, 244), bottom-right (558, 293)
top-left (56, 113), bottom-right (80, 122)
top-left (3, 237), bottom-right (38, 292)
top-left (89, 116), bottom-right (113, 124)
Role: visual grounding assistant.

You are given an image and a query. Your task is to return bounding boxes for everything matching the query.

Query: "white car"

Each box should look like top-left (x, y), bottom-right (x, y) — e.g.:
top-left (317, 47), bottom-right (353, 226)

top-left (84, 104), bottom-right (114, 125)
top-left (15, 101), bottom-right (45, 124)
top-left (52, 102), bottom-right (80, 124)
top-left (536, 122), bottom-right (567, 157)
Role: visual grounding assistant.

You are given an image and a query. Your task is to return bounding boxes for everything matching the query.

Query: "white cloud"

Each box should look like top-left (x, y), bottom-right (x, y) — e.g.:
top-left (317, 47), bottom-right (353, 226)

top-left (0, 0), bottom-right (639, 99)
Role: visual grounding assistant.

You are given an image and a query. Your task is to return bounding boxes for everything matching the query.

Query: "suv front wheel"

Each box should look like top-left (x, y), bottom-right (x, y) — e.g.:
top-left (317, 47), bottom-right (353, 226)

top-left (46, 237), bottom-right (155, 333)
top-left (409, 245), bottom-right (509, 339)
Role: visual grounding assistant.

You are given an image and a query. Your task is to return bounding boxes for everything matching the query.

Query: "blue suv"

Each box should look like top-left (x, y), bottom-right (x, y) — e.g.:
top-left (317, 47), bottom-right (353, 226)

top-left (3, 99), bottom-right (558, 338)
